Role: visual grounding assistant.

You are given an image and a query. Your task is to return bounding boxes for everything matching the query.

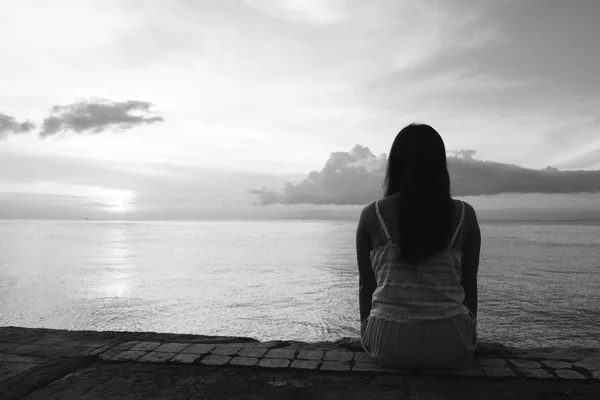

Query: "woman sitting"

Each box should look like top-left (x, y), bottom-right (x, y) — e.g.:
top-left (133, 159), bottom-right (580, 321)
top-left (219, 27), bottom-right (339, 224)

top-left (356, 123), bottom-right (481, 369)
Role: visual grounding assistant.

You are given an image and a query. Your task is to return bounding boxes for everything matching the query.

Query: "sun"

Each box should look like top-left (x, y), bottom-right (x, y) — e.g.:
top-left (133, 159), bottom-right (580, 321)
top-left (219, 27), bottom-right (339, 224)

top-left (97, 188), bottom-right (136, 213)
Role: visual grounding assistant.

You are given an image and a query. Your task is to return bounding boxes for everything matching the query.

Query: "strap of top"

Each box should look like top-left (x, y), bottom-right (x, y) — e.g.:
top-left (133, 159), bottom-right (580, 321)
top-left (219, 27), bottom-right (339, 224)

top-left (375, 200), bottom-right (392, 242)
top-left (449, 200), bottom-right (465, 247)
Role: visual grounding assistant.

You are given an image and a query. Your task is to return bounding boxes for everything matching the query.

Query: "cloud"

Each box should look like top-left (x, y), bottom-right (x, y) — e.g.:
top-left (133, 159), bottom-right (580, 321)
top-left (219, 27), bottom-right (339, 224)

top-left (40, 99), bottom-right (164, 137)
top-left (251, 146), bottom-right (600, 205)
top-left (244, 0), bottom-right (345, 25)
top-left (0, 113), bottom-right (35, 139)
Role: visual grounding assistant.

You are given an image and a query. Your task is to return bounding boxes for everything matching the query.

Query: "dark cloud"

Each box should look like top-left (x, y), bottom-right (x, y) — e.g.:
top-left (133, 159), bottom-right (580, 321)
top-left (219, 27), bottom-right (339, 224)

top-left (0, 113), bottom-right (35, 139)
top-left (251, 146), bottom-right (600, 205)
top-left (40, 99), bottom-right (164, 137)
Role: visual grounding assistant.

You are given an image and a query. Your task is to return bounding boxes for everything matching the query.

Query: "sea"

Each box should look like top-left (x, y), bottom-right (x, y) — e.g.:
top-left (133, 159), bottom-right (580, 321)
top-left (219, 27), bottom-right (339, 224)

top-left (0, 219), bottom-right (598, 349)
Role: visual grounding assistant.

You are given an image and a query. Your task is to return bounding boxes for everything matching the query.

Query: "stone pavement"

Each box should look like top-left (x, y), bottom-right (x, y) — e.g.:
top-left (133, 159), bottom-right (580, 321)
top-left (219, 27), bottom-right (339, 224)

top-left (1, 327), bottom-right (599, 399)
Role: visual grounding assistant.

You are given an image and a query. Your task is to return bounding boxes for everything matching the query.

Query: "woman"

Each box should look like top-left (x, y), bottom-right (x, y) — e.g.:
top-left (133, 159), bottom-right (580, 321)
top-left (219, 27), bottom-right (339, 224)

top-left (356, 123), bottom-right (481, 369)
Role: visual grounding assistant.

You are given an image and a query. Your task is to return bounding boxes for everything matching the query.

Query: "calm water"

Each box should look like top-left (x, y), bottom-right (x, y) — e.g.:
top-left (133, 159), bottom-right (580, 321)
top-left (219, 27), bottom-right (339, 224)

top-left (0, 220), bottom-right (599, 348)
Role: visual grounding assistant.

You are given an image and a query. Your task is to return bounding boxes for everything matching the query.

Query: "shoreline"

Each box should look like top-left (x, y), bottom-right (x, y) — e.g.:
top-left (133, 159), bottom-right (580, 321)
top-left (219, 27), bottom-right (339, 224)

top-left (1, 325), bottom-right (598, 353)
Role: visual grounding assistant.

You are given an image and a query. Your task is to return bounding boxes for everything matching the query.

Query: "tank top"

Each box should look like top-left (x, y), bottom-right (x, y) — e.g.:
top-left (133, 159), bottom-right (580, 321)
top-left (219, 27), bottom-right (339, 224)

top-left (369, 199), bottom-right (470, 323)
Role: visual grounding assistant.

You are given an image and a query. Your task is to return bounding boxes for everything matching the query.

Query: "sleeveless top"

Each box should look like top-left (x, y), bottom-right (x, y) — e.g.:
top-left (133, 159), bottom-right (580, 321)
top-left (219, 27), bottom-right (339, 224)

top-left (369, 199), bottom-right (470, 323)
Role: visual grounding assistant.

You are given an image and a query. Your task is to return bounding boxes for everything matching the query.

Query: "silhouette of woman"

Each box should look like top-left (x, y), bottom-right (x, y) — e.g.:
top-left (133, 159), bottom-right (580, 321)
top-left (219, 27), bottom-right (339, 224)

top-left (355, 123), bottom-right (480, 368)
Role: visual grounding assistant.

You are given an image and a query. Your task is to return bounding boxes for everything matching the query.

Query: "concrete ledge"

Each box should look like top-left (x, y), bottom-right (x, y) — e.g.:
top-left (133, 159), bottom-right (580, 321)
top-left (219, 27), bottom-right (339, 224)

top-left (1, 326), bottom-right (599, 399)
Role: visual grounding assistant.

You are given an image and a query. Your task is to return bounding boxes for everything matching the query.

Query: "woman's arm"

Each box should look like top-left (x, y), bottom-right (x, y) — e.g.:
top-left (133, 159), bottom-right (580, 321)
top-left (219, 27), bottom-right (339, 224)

top-left (461, 203), bottom-right (481, 317)
top-left (356, 206), bottom-right (377, 323)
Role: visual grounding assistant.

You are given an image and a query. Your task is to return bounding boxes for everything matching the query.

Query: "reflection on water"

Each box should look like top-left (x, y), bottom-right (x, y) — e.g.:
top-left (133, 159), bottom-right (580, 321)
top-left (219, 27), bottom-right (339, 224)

top-left (99, 226), bottom-right (133, 298)
top-left (0, 220), bottom-right (599, 347)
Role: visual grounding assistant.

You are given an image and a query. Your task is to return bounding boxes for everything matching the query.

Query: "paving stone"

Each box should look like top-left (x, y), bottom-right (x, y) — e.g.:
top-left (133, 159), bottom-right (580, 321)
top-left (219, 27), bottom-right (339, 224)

top-left (171, 353), bottom-right (200, 364)
top-left (180, 343), bottom-right (215, 355)
top-left (238, 347), bottom-right (267, 358)
top-left (112, 341), bottom-right (141, 350)
top-left (129, 341), bottom-right (161, 352)
top-left (353, 362), bottom-right (383, 372)
top-left (297, 350), bottom-right (324, 361)
top-left (509, 359), bottom-right (541, 369)
top-left (592, 371), bottom-right (600, 380)
top-left (138, 351), bottom-right (177, 363)
top-left (321, 361), bottom-right (351, 371)
top-left (200, 355), bottom-right (231, 365)
top-left (476, 358), bottom-right (506, 367)
top-left (211, 344), bottom-right (243, 356)
top-left (291, 360), bottom-right (320, 370)
top-left (264, 349), bottom-right (295, 359)
top-left (541, 360), bottom-right (572, 369)
top-left (257, 358), bottom-right (290, 368)
top-left (353, 352), bottom-right (376, 363)
top-left (154, 343), bottom-right (191, 353)
top-left (574, 356), bottom-right (600, 371)
top-left (554, 369), bottom-right (586, 380)
top-left (511, 350), bottom-right (571, 360)
top-left (481, 366), bottom-right (516, 378)
top-left (518, 368), bottom-right (554, 379)
top-left (110, 350), bottom-right (147, 361)
top-left (201, 355), bottom-right (231, 365)
top-left (98, 348), bottom-right (124, 360)
top-left (230, 356), bottom-right (259, 366)
top-left (323, 351), bottom-right (353, 362)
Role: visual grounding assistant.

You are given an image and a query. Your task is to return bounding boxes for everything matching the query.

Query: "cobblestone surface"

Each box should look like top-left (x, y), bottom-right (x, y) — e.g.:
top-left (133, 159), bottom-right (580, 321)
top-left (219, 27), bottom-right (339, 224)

top-left (238, 347), bottom-right (267, 358)
top-left (518, 368), bottom-right (554, 379)
top-left (211, 344), bottom-right (243, 356)
top-left (323, 350), bottom-right (353, 362)
top-left (542, 360), bottom-right (572, 369)
top-left (138, 351), bottom-right (177, 363)
top-left (291, 360), bottom-right (320, 369)
top-left (264, 349), bottom-right (295, 359)
top-left (110, 350), bottom-right (146, 361)
top-left (201, 355), bottom-right (231, 366)
top-left (297, 350), bottom-right (324, 360)
top-left (181, 343), bottom-right (215, 355)
top-left (129, 341), bottom-right (161, 352)
top-left (170, 353), bottom-right (200, 363)
top-left (257, 358), bottom-right (290, 368)
top-left (154, 343), bottom-right (190, 353)
top-left (230, 356), bottom-right (259, 366)
top-left (554, 370), bottom-right (586, 380)
top-left (1, 326), bottom-right (599, 391)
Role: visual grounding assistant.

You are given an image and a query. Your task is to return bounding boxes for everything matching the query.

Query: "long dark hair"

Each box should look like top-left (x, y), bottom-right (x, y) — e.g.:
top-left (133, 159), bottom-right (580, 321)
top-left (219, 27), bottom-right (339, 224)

top-left (382, 123), bottom-right (453, 265)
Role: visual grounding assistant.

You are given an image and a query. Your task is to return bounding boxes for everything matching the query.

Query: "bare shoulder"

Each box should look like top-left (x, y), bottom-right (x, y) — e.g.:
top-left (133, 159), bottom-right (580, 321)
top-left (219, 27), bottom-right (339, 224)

top-left (359, 201), bottom-right (377, 227)
top-left (459, 201), bottom-right (480, 233)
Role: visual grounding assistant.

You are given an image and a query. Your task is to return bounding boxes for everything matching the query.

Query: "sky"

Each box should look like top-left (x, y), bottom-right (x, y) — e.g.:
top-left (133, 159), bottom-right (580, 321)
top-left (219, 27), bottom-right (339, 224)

top-left (1, 0), bottom-right (599, 220)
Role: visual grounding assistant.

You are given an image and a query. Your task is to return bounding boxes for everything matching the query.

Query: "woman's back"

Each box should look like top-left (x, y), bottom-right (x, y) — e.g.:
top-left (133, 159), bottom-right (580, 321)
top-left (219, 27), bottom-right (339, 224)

top-left (369, 198), bottom-right (470, 323)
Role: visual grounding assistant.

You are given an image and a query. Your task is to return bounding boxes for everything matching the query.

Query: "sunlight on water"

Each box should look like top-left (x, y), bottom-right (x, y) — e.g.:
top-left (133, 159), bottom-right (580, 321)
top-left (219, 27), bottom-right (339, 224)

top-left (0, 220), bottom-right (598, 348)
